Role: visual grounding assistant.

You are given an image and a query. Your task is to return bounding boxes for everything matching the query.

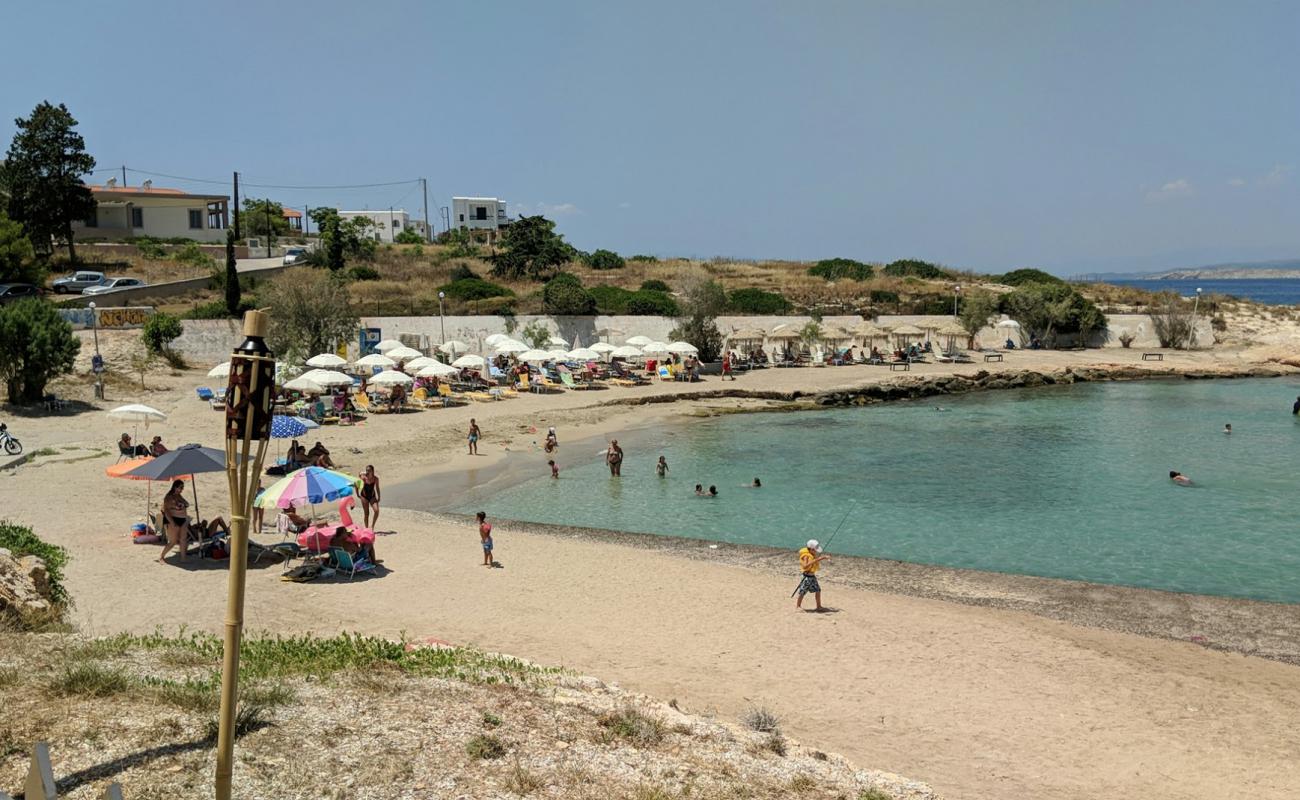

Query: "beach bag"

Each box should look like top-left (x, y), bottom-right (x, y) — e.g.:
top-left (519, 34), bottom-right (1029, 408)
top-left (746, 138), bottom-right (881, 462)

top-left (281, 562), bottom-right (323, 583)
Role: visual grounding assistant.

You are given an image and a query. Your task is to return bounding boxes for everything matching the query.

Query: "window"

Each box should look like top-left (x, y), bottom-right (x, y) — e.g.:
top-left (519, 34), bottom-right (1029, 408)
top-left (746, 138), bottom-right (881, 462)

top-left (84, 209), bottom-right (98, 228)
top-left (188, 209), bottom-right (203, 229)
top-left (474, 206), bottom-right (488, 220)
top-left (131, 207), bottom-right (143, 228)
top-left (458, 213), bottom-right (465, 222)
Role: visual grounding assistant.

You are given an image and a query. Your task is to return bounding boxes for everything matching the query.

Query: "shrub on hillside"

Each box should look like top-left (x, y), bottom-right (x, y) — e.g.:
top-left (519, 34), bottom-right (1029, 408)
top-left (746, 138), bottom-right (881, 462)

top-left (585, 249), bottom-right (626, 270)
top-left (882, 259), bottom-right (949, 279)
top-left (141, 312), bottom-right (183, 354)
top-left (542, 272), bottom-right (596, 315)
top-left (135, 237), bottom-right (166, 259)
top-left (173, 242), bottom-right (214, 268)
top-left (449, 263), bottom-right (479, 282)
top-left (640, 279), bottom-right (670, 292)
top-left (869, 289), bottom-right (900, 304)
top-left (625, 290), bottom-right (678, 316)
top-left (808, 258), bottom-right (874, 282)
top-left (0, 520), bottom-right (70, 609)
top-left (394, 228), bottom-right (424, 244)
top-left (628, 254), bottom-right (658, 263)
top-left (589, 284), bottom-right (633, 313)
top-left (439, 278), bottom-right (514, 302)
top-left (0, 299), bottom-right (80, 403)
top-left (727, 287), bottom-right (791, 314)
top-left (348, 265), bottom-right (381, 281)
top-left (998, 268), bottom-right (1063, 286)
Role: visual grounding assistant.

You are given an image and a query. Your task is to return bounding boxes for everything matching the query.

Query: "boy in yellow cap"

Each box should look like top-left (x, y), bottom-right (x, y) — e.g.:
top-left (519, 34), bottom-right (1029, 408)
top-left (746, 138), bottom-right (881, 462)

top-left (795, 539), bottom-right (831, 611)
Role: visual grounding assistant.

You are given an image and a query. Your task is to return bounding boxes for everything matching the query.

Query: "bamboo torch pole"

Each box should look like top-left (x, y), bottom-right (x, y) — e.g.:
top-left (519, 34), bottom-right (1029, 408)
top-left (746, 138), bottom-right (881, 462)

top-left (215, 310), bottom-right (274, 799)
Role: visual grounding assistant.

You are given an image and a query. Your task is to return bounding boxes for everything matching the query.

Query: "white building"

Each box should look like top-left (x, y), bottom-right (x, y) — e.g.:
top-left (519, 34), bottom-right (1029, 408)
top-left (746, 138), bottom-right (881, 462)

top-left (72, 179), bottom-right (230, 243)
top-left (452, 197), bottom-right (509, 231)
top-left (337, 209), bottom-right (427, 243)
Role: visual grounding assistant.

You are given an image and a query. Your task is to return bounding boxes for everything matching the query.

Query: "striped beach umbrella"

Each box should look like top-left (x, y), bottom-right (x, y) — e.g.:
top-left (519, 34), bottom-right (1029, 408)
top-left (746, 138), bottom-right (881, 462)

top-left (255, 466), bottom-right (361, 509)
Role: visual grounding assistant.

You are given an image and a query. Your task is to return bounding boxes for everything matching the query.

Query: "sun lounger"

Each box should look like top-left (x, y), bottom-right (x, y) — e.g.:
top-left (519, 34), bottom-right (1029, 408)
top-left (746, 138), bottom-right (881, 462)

top-left (436, 383), bottom-right (469, 406)
top-left (329, 546), bottom-right (375, 580)
top-left (196, 387), bottom-right (214, 401)
top-left (932, 350), bottom-right (954, 363)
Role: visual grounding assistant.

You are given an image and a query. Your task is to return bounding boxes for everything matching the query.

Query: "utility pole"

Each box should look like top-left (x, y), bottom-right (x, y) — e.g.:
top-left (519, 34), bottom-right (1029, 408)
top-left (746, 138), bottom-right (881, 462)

top-left (266, 204), bottom-right (273, 257)
top-left (389, 206), bottom-right (395, 243)
top-left (121, 165), bottom-right (127, 186)
top-left (421, 178), bottom-right (431, 242)
top-left (304, 206), bottom-right (309, 236)
top-left (232, 172), bottom-right (241, 240)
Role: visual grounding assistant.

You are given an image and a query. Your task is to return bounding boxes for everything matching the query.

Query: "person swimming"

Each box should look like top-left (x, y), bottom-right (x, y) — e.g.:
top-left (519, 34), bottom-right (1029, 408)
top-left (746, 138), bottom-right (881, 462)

top-left (708, 485), bottom-right (718, 497)
top-left (694, 484), bottom-right (704, 496)
top-left (1223, 423), bottom-right (1232, 435)
top-left (1169, 470), bottom-right (1192, 486)
top-left (748, 477), bottom-right (762, 488)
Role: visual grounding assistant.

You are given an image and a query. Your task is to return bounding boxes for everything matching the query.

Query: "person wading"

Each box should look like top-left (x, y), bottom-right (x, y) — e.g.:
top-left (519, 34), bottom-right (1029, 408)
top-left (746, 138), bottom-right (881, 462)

top-left (606, 439), bottom-right (624, 477)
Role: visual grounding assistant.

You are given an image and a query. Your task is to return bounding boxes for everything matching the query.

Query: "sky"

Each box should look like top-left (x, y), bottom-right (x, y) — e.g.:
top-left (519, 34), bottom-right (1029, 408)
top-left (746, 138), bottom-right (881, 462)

top-left (2, 0), bottom-right (1297, 275)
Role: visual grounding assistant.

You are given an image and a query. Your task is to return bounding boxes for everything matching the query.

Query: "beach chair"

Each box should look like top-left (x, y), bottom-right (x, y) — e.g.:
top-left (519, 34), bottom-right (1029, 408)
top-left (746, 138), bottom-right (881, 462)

top-left (196, 387), bottom-right (214, 402)
top-left (437, 383), bottom-right (469, 406)
top-left (560, 372), bottom-right (598, 390)
top-left (657, 365), bottom-right (673, 381)
top-left (932, 350), bottom-right (954, 363)
top-left (535, 374), bottom-right (564, 393)
top-left (328, 547), bottom-right (375, 580)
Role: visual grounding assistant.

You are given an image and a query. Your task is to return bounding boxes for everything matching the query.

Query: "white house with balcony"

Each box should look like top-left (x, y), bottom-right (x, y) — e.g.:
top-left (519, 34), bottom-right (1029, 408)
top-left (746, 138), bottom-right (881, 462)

top-left (337, 209), bottom-right (426, 243)
top-left (452, 197), bottom-right (509, 243)
top-left (71, 179), bottom-right (230, 242)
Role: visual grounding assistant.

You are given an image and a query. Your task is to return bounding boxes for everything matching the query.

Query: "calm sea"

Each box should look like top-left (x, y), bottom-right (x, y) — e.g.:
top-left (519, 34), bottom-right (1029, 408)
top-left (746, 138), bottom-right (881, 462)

top-left (1105, 278), bottom-right (1300, 305)
top-left (461, 379), bottom-right (1300, 604)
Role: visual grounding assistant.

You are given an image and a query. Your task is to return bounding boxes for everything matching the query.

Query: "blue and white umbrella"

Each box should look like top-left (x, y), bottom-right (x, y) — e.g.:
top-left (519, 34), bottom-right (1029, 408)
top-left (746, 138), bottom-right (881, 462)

top-left (270, 415), bottom-right (310, 439)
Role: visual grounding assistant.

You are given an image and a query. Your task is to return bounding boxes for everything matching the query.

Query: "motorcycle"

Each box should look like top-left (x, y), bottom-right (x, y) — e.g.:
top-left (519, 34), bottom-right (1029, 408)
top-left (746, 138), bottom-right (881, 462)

top-left (0, 423), bottom-right (22, 455)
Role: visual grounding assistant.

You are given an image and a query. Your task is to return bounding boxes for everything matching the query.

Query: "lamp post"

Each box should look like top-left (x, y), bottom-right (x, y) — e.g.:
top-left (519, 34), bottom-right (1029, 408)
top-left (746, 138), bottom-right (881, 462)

top-left (1191, 287), bottom-right (1203, 349)
top-left (438, 291), bottom-right (446, 344)
top-left (953, 285), bottom-right (961, 318)
top-left (215, 310), bottom-right (275, 800)
top-left (88, 301), bottom-right (103, 400)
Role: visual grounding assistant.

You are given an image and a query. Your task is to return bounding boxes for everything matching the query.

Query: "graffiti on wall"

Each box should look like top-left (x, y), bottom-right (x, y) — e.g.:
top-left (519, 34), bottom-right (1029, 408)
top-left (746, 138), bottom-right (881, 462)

top-left (59, 306), bottom-right (156, 330)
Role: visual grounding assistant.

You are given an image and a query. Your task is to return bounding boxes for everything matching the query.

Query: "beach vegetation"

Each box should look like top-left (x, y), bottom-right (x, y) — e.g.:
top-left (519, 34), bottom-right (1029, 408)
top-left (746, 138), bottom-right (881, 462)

top-left (669, 274), bottom-right (726, 361)
top-left (586, 248), bottom-right (626, 270)
top-left (858, 789), bottom-right (891, 800)
top-left (629, 254), bottom-right (658, 262)
top-left (742, 706), bottom-right (782, 734)
top-left (520, 320), bottom-right (552, 349)
top-left (347, 264), bottom-right (381, 281)
top-left (482, 711), bottom-right (503, 727)
top-left (449, 263), bottom-right (479, 282)
top-left (439, 277), bottom-right (514, 302)
top-left (0, 521), bottom-right (70, 609)
top-left (439, 227), bottom-right (481, 258)
top-left (808, 257), bottom-right (874, 282)
top-left (997, 268), bottom-right (1064, 286)
top-left (0, 298), bottom-right (80, 403)
top-left (799, 320), bottom-right (822, 347)
top-left (542, 272), bottom-right (596, 315)
top-left (308, 207), bottom-right (376, 270)
top-left (394, 227), bottom-right (424, 244)
top-left (1117, 330), bottom-right (1136, 348)
top-left (640, 279), bottom-right (670, 292)
top-left (598, 706), bottom-right (666, 746)
top-left (0, 208), bottom-right (40, 284)
top-left (1147, 291), bottom-right (1198, 349)
top-left (241, 198), bottom-right (290, 242)
top-left (505, 760), bottom-right (546, 794)
top-left (728, 287), bottom-right (792, 314)
top-left (590, 284), bottom-right (633, 313)
top-left (882, 259), bottom-right (949, 279)
top-left (204, 701), bottom-right (270, 742)
top-left (787, 774), bottom-right (814, 790)
top-left (466, 733), bottom-right (507, 760)
top-left (141, 311), bottom-right (183, 355)
top-left (1001, 282), bottom-right (1105, 347)
top-left (626, 289), bottom-right (679, 316)
top-left (1, 101), bottom-right (97, 261)
top-left (490, 215), bottom-right (578, 280)
top-left (263, 269), bottom-right (358, 364)
top-left (958, 289), bottom-right (1000, 339)
top-left (50, 662), bottom-right (131, 697)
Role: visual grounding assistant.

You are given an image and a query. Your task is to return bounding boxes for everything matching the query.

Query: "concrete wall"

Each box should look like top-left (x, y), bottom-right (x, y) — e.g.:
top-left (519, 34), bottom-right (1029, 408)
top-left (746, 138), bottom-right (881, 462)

top-left (79, 242), bottom-right (253, 259)
top-left (59, 306), bottom-right (155, 330)
top-left (60, 263), bottom-right (298, 309)
top-left (172, 312), bottom-right (1211, 366)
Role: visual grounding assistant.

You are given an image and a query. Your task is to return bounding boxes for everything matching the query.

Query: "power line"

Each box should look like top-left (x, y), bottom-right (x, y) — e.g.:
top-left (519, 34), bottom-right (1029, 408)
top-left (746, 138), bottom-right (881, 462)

top-left (121, 166), bottom-right (420, 191)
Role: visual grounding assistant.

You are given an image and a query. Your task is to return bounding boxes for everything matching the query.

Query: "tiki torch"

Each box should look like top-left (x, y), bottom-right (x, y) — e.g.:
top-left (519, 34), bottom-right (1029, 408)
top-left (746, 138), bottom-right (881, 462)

top-left (215, 309), bottom-right (274, 799)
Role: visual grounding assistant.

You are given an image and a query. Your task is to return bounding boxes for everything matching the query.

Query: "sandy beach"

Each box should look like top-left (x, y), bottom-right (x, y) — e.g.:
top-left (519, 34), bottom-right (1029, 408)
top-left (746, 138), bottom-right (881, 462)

top-left (5, 336), bottom-right (1300, 799)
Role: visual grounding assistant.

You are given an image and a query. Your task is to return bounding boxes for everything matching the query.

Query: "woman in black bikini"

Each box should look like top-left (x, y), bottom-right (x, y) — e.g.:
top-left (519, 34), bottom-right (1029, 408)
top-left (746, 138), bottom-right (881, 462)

top-left (159, 479), bottom-right (190, 563)
top-left (360, 465), bottom-right (381, 528)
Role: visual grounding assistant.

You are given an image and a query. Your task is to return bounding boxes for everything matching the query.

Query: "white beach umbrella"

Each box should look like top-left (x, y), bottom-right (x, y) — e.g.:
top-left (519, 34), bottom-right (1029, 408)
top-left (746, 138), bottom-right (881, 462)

top-left (546, 335), bottom-right (568, 347)
top-left (641, 341), bottom-right (670, 355)
top-left (354, 353), bottom-right (396, 369)
top-left (207, 362), bottom-right (231, 378)
top-left (452, 354), bottom-right (486, 369)
top-left (283, 376), bottom-right (324, 393)
top-left (404, 356), bottom-right (441, 371)
top-left (438, 340), bottom-right (469, 355)
top-left (416, 361), bottom-right (458, 378)
top-left (666, 341), bottom-right (698, 354)
top-left (494, 340), bottom-right (528, 355)
top-left (568, 347), bottom-right (600, 360)
top-left (484, 333), bottom-right (511, 347)
top-left (546, 349), bottom-right (571, 360)
top-left (108, 404), bottom-right (168, 424)
top-left (299, 369), bottom-right (353, 387)
top-left (385, 346), bottom-right (423, 362)
top-left (369, 370), bottom-right (414, 387)
top-left (589, 342), bottom-right (617, 354)
top-left (996, 319), bottom-right (1022, 330)
top-left (518, 349), bottom-right (552, 362)
top-left (374, 339), bottom-right (404, 353)
top-left (611, 345), bottom-right (644, 359)
top-left (626, 335), bottom-right (653, 346)
top-left (305, 353), bottom-right (347, 369)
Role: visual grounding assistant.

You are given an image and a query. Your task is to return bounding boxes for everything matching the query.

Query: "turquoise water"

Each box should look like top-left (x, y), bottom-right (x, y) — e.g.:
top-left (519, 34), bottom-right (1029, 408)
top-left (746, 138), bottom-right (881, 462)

top-left (462, 379), bottom-right (1300, 604)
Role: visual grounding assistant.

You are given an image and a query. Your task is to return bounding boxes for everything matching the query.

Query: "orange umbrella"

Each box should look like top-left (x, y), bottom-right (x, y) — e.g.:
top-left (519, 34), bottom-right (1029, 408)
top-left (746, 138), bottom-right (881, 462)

top-left (106, 457), bottom-right (192, 526)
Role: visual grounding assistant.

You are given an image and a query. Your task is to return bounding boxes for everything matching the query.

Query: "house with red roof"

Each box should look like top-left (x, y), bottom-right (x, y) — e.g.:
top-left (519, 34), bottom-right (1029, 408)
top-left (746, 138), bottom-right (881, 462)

top-left (72, 178), bottom-right (231, 243)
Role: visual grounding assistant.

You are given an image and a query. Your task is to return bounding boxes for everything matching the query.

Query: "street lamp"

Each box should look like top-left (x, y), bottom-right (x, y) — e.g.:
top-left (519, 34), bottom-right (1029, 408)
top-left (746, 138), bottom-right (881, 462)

top-left (953, 285), bottom-right (961, 318)
top-left (88, 301), bottom-right (103, 399)
top-left (1190, 287), bottom-right (1203, 348)
top-left (438, 291), bottom-right (446, 344)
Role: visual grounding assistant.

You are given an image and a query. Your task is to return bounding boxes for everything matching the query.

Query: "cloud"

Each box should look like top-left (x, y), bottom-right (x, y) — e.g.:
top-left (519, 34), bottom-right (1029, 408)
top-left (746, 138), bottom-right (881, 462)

top-left (1227, 177), bottom-right (1247, 187)
top-left (1258, 164), bottom-right (1293, 186)
top-left (1145, 178), bottom-right (1194, 203)
top-left (537, 202), bottom-right (580, 216)
top-left (618, 201), bottom-right (632, 209)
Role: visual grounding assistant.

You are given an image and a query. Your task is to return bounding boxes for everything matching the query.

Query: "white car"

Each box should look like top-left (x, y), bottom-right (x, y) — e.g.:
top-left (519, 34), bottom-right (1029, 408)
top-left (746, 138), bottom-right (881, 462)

top-left (283, 247), bottom-right (308, 265)
top-left (52, 270), bottom-right (107, 293)
top-left (83, 277), bottom-right (147, 295)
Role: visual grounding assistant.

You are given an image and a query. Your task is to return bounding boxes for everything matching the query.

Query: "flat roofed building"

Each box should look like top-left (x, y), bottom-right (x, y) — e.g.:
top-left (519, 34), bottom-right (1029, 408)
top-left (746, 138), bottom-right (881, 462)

top-left (73, 179), bottom-right (230, 243)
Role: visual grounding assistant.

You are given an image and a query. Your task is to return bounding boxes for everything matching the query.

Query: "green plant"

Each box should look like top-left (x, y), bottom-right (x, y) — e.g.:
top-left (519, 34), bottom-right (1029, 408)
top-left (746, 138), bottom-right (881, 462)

top-left (597, 707), bottom-right (665, 746)
top-left (141, 312), bottom-right (183, 354)
top-left (766, 733), bottom-right (788, 756)
top-left (640, 279), bottom-right (670, 292)
top-left (0, 299), bottom-right (80, 404)
top-left (1118, 330), bottom-right (1136, 348)
top-left (625, 290), bottom-right (678, 316)
top-left (808, 257), bottom-right (874, 282)
top-left (882, 259), bottom-right (949, 279)
top-left (442, 227), bottom-right (481, 258)
top-left (482, 711), bottom-right (503, 727)
top-left (490, 215), bottom-right (578, 280)
top-left (997, 268), bottom-right (1064, 286)
top-left (466, 733), bottom-right (507, 760)
top-left (542, 272), bottom-right (596, 315)
top-left (1, 101), bottom-right (96, 261)
top-left (520, 320), bottom-right (552, 349)
top-left (348, 265), bottom-right (381, 281)
top-left (668, 275), bottom-right (726, 361)
top-left (869, 289), bottom-right (900, 304)
top-left (727, 288), bottom-right (791, 314)
top-left (49, 663), bottom-right (131, 697)
top-left (742, 706), bottom-right (781, 734)
top-left (135, 237), bottom-right (166, 259)
top-left (184, 299), bottom-right (253, 320)
top-left (0, 521), bottom-right (70, 607)
top-left (786, 774), bottom-right (814, 791)
top-left (590, 284), bottom-right (633, 313)
top-left (204, 701), bottom-right (270, 742)
top-left (1147, 291), bottom-right (1196, 349)
top-left (395, 227), bottom-right (424, 244)
top-left (263, 270), bottom-right (358, 365)
top-left (172, 242), bottom-right (214, 268)
top-left (628, 254), bottom-right (658, 263)
top-left (0, 208), bottom-right (38, 284)
top-left (439, 277), bottom-right (514, 302)
top-left (449, 263), bottom-right (479, 282)
top-left (958, 290), bottom-right (1000, 339)
top-left (858, 789), bottom-right (892, 800)
top-left (585, 248), bottom-right (625, 270)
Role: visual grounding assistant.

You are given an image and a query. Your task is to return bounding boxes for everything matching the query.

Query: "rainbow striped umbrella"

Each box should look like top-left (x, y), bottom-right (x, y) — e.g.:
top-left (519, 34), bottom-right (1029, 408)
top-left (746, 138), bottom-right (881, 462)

top-left (254, 466), bottom-right (361, 509)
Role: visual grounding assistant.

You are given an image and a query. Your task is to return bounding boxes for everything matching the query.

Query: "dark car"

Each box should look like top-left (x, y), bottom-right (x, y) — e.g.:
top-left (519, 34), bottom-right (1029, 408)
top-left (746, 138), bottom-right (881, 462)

top-left (0, 283), bottom-right (41, 304)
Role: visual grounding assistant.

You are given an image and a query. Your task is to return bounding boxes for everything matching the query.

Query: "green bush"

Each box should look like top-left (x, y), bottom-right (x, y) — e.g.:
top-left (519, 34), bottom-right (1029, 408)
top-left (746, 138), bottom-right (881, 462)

top-left (997, 268), bottom-right (1064, 286)
top-left (173, 242), bottom-right (214, 268)
top-left (727, 287), bottom-right (791, 314)
top-left (808, 257), bottom-right (873, 282)
top-left (141, 312), bottom-right (183, 354)
top-left (449, 263), bottom-right (479, 282)
top-left (640, 279), bottom-right (670, 292)
top-left (542, 272), bottom-right (596, 315)
top-left (394, 227), bottom-right (424, 244)
top-left (348, 265), bottom-right (381, 281)
top-left (590, 284), bottom-right (634, 313)
top-left (466, 733), bottom-right (507, 760)
top-left (0, 298), bottom-right (80, 403)
top-left (585, 248), bottom-right (625, 270)
top-left (869, 290), bottom-right (900, 304)
top-left (628, 254), bottom-right (658, 263)
top-left (135, 237), bottom-right (166, 259)
top-left (0, 520), bottom-right (70, 607)
top-left (439, 278), bottom-right (514, 302)
top-left (625, 290), bottom-right (678, 316)
top-left (882, 259), bottom-right (949, 279)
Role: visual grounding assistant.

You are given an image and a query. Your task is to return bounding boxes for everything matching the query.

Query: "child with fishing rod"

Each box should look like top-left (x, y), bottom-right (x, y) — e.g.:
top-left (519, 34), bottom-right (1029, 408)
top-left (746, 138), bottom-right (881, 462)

top-left (793, 503), bottom-right (852, 611)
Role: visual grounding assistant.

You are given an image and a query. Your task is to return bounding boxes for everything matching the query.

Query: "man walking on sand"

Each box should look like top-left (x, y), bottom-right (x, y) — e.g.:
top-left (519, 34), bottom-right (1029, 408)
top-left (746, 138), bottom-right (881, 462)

top-left (795, 539), bottom-right (831, 611)
top-left (476, 511), bottom-right (494, 567)
top-left (468, 418), bottom-right (481, 455)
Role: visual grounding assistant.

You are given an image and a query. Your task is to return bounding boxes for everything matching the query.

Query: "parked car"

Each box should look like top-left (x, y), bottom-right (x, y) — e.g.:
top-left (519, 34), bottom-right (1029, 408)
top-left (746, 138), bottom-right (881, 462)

top-left (283, 247), bottom-right (307, 265)
top-left (83, 277), bottom-right (147, 295)
top-left (0, 283), bottom-right (41, 304)
top-left (51, 270), bottom-right (107, 293)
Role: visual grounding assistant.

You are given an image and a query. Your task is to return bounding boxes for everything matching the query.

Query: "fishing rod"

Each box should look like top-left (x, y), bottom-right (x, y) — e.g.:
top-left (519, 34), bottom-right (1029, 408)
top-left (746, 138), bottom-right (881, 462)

top-left (791, 501), bottom-right (856, 597)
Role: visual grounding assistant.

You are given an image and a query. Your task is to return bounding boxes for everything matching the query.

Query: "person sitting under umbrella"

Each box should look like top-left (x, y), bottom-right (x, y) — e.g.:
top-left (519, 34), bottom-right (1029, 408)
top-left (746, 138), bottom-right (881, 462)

top-left (149, 436), bottom-right (169, 457)
top-left (119, 433), bottom-right (148, 457)
top-left (328, 525), bottom-right (379, 565)
top-left (307, 441), bottom-right (334, 469)
top-left (283, 503), bottom-right (311, 534)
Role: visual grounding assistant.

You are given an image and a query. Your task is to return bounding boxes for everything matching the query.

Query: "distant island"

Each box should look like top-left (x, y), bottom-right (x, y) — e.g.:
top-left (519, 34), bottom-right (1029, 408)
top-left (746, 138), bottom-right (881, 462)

top-left (1085, 259), bottom-right (1300, 281)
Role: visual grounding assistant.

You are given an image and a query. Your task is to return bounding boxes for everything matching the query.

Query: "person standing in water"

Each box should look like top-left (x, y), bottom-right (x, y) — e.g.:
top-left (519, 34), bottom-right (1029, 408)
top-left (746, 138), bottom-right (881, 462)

top-left (795, 539), bottom-right (831, 611)
top-left (606, 439), bottom-right (624, 477)
top-left (476, 511), bottom-right (494, 567)
top-left (1170, 470), bottom-right (1192, 486)
top-left (1293, 396), bottom-right (1300, 415)
top-left (360, 465), bottom-right (381, 529)
top-left (548, 459), bottom-right (559, 479)
top-left (468, 418), bottom-right (481, 455)
top-left (656, 456), bottom-right (669, 477)
top-left (1223, 424), bottom-right (1232, 435)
